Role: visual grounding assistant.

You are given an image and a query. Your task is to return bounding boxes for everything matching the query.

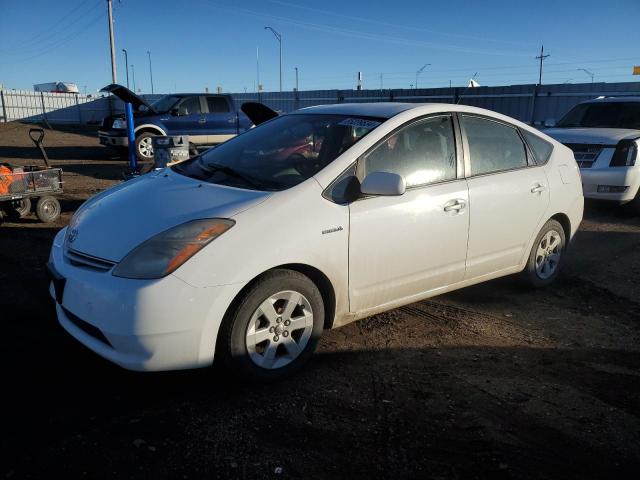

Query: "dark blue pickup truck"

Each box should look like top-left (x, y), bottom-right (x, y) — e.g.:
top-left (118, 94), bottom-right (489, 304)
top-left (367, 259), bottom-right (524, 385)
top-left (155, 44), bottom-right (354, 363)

top-left (98, 84), bottom-right (253, 161)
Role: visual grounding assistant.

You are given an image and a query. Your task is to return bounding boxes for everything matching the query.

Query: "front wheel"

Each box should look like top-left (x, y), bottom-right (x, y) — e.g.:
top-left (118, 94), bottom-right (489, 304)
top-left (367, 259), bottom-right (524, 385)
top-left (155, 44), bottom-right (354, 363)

top-left (218, 269), bottom-right (324, 381)
top-left (134, 132), bottom-right (156, 162)
top-left (523, 219), bottom-right (566, 287)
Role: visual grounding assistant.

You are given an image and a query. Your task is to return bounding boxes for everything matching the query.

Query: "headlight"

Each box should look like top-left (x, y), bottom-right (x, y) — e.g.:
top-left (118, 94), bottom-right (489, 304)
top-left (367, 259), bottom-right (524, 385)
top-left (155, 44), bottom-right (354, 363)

top-left (610, 140), bottom-right (638, 167)
top-left (112, 118), bottom-right (126, 129)
top-left (112, 219), bottom-right (234, 279)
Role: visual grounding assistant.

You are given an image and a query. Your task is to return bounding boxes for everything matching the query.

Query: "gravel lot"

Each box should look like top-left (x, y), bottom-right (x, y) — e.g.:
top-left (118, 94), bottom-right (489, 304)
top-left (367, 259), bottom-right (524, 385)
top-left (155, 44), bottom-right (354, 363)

top-left (1, 123), bottom-right (639, 479)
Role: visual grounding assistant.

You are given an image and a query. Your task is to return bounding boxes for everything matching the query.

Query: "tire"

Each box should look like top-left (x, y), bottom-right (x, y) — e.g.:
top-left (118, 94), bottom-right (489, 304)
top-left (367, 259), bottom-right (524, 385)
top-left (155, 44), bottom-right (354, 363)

top-left (35, 196), bottom-right (61, 223)
top-left (134, 132), bottom-right (156, 163)
top-left (189, 142), bottom-right (199, 157)
top-left (625, 189), bottom-right (640, 215)
top-left (5, 198), bottom-right (31, 221)
top-left (218, 269), bottom-right (324, 381)
top-left (523, 219), bottom-right (566, 287)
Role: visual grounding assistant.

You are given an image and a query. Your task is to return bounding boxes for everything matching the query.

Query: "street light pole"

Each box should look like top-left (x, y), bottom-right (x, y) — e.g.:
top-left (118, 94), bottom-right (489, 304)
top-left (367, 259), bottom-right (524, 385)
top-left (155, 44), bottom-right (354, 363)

top-left (106, 0), bottom-right (117, 83)
top-left (121, 49), bottom-right (129, 88)
top-left (131, 64), bottom-right (136, 93)
top-left (415, 63), bottom-right (431, 90)
top-left (147, 50), bottom-right (154, 94)
top-left (577, 68), bottom-right (595, 84)
top-left (294, 66), bottom-right (299, 91)
top-left (264, 26), bottom-right (282, 92)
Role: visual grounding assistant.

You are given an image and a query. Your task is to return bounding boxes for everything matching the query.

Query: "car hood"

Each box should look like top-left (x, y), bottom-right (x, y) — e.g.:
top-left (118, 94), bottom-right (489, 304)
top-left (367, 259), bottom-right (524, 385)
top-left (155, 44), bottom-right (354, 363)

top-left (543, 127), bottom-right (640, 145)
top-left (68, 169), bottom-right (270, 262)
top-left (100, 84), bottom-right (158, 113)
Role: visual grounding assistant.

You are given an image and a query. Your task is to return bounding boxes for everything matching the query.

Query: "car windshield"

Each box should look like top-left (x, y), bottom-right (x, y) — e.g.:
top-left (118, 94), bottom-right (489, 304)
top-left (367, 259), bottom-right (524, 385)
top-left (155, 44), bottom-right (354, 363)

top-left (556, 102), bottom-right (640, 129)
top-left (151, 95), bottom-right (182, 113)
top-left (172, 113), bottom-right (382, 191)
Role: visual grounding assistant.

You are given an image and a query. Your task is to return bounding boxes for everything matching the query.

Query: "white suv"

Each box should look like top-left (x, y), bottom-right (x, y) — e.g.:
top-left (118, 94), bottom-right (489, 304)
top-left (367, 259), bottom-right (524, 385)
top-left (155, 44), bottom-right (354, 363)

top-left (544, 97), bottom-right (640, 211)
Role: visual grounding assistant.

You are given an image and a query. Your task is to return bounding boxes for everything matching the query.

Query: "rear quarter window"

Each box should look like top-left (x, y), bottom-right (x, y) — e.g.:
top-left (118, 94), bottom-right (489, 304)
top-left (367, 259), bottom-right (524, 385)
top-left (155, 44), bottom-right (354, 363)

top-left (522, 130), bottom-right (554, 165)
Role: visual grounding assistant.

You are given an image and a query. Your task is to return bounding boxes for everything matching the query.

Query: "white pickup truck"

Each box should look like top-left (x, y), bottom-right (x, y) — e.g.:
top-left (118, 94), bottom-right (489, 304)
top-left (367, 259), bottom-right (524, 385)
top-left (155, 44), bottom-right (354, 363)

top-left (544, 97), bottom-right (640, 212)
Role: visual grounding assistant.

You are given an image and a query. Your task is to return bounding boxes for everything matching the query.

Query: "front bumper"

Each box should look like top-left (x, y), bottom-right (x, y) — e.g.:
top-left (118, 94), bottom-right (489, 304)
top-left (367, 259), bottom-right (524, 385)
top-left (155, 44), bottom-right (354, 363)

top-left (48, 228), bottom-right (244, 371)
top-left (98, 129), bottom-right (128, 147)
top-left (580, 166), bottom-right (640, 203)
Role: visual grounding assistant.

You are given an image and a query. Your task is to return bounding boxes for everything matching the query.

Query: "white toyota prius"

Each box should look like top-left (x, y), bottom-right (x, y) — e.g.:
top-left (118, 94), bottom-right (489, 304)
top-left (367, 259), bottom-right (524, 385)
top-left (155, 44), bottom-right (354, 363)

top-left (48, 103), bottom-right (583, 379)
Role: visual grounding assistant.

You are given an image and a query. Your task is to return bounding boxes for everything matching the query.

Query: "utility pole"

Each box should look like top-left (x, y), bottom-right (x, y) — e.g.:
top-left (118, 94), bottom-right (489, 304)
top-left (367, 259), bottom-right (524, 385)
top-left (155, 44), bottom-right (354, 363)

top-left (121, 49), bottom-right (129, 88)
top-left (131, 64), bottom-right (136, 93)
top-left (147, 50), bottom-right (154, 94)
top-left (294, 66), bottom-right (299, 91)
top-left (536, 45), bottom-right (550, 85)
top-left (415, 63), bottom-right (430, 90)
top-left (106, 0), bottom-right (117, 83)
top-left (264, 27), bottom-right (282, 92)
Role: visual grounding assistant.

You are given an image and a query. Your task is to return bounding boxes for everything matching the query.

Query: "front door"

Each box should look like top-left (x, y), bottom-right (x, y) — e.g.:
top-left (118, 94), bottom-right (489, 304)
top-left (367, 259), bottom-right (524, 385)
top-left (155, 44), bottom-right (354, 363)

top-left (348, 114), bottom-right (470, 313)
top-left (163, 96), bottom-right (208, 144)
top-left (459, 114), bottom-right (550, 278)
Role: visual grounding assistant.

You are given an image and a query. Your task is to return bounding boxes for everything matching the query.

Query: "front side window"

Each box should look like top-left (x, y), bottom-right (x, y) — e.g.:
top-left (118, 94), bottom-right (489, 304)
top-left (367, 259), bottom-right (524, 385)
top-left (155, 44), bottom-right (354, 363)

top-left (362, 115), bottom-right (457, 188)
top-left (173, 114), bottom-right (381, 191)
top-left (151, 95), bottom-right (181, 113)
top-left (461, 116), bottom-right (527, 176)
top-left (178, 96), bottom-right (202, 115)
top-left (556, 102), bottom-right (640, 129)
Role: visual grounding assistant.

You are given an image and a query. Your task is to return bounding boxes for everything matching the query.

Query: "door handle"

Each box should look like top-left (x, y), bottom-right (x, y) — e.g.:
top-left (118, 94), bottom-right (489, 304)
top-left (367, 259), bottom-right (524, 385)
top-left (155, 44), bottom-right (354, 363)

top-left (227, 117), bottom-right (237, 123)
top-left (198, 117), bottom-right (206, 123)
top-left (531, 183), bottom-right (546, 194)
top-left (444, 199), bottom-right (466, 213)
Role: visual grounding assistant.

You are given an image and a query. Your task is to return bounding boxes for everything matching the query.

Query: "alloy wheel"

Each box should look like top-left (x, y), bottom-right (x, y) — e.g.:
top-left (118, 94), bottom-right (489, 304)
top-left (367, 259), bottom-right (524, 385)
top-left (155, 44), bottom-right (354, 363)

top-left (245, 290), bottom-right (314, 370)
top-left (535, 229), bottom-right (562, 280)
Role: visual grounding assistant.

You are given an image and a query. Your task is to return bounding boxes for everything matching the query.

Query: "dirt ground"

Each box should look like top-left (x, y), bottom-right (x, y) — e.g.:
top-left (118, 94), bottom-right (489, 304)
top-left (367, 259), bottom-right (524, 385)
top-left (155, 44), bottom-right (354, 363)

top-left (1, 123), bottom-right (639, 480)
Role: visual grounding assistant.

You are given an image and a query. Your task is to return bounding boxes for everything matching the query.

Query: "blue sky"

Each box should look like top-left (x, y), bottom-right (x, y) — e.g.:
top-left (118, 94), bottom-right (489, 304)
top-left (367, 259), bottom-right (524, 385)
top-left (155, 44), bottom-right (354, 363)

top-left (1, 0), bottom-right (638, 94)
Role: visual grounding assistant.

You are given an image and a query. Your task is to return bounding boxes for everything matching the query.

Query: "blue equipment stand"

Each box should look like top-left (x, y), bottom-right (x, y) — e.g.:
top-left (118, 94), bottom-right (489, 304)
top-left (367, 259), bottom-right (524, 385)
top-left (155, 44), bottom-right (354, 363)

top-left (125, 102), bottom-right (139, 175)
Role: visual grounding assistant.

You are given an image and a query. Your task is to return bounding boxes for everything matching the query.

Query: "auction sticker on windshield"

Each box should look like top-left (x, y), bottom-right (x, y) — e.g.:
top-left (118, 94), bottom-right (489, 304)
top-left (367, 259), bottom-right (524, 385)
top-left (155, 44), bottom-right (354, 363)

top-left (338, 118), bottom-right (381, 129)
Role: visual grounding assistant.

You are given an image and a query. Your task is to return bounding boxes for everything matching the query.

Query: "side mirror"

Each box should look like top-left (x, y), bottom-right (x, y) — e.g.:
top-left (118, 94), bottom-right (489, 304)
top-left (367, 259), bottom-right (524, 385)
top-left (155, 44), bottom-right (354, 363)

top-left (544, 118), bottom-right (556, 128)
top-left (170, 108), bottom-right (180, 116)
top-left (360, 171), bottom-right (406, 196)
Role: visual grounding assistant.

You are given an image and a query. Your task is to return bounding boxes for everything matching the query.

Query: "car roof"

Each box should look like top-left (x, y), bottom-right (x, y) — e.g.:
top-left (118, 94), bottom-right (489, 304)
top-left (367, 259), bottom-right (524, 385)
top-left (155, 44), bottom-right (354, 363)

top-left (293, 102), bottom-right (420, 118)
top-left (581, 96), bottom-right (640, 104)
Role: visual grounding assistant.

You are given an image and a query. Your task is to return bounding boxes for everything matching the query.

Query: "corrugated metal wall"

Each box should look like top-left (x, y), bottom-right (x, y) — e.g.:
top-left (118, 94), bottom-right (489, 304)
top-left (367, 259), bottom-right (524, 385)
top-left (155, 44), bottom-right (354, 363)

top-left (2, 82), bottom-right (639, 126)
top-left (230, 82), bottom-right (640, 125)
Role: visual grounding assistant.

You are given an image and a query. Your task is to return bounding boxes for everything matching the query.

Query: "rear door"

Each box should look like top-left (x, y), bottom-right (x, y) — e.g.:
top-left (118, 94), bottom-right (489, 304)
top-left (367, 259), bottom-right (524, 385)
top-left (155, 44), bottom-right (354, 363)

top-left (162, 96), bottom-right (208, 143)
top-left (348, 114), bottom-right (470, 312)
top-left (204, 96), bottom-right (238, 144)
top-left (460, 114), bottom-right (549, 279)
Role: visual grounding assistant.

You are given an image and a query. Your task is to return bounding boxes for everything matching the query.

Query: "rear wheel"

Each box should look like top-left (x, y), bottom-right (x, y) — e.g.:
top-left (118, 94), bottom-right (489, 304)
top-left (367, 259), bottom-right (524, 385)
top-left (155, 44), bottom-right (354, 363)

top-left (218, 269), bottom-right (324, 381)
top-left (36, 196), bottom-right (61, 223)
top-left (523, 219), bottom-right (566, 287)
top-left (5, 198), bottom-right (31, 220)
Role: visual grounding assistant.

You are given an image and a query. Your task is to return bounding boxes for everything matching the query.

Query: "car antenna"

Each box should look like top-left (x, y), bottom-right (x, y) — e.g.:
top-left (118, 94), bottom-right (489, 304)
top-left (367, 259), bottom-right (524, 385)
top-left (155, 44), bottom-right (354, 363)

top-left (456, 72), bottom-right (478, 105)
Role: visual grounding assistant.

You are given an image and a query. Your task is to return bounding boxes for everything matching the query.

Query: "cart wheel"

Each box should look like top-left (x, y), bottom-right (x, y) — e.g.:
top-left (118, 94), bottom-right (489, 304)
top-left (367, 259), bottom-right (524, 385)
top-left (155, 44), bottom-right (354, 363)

top-left (0, 210), bottom-right (4, 227)
top-left (36, 196), bottom-right (61, 223)
top-left (6, 198), bottom-right (32, 220)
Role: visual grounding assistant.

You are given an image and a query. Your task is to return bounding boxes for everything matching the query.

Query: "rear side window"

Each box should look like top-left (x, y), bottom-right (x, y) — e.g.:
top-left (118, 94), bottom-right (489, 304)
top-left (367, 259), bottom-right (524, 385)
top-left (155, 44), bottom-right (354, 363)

top-left (207, 97), bottom-right (230, 113)
top-left (522, 130), bottom-right (553, 165)
top-left (461, 116), bottom-right (527, 176)
top-left (178, 96), bottom-right (202, 115)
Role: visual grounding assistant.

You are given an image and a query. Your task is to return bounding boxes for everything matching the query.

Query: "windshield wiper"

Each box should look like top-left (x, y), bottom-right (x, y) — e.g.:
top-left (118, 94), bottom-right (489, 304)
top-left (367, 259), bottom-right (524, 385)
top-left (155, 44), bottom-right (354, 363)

top-left (204, 163), bottom-right (264, 190)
